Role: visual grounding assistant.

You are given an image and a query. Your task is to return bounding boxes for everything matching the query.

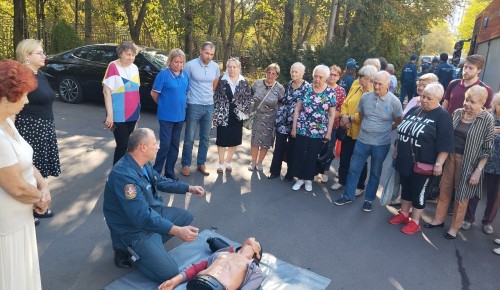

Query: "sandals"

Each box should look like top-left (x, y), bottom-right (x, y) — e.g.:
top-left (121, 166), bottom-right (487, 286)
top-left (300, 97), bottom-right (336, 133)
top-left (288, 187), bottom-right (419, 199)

top-left (216, 164), bottom-right (224, 174)
top-left (225, 163), bottom-right (232, 172)
top-left (34, 209), bottom-right (54, 218)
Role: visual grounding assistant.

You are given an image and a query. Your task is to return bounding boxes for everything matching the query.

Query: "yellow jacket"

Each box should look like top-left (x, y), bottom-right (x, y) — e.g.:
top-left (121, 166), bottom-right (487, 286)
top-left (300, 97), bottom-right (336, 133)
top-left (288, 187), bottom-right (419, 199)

top-left (340, 80), bottom-right (373, 139)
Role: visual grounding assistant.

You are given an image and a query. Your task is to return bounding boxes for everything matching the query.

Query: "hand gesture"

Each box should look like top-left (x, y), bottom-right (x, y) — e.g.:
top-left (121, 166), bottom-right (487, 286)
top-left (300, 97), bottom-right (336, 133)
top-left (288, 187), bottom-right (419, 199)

top-left (188, 186), bottom-right (205, 196)
top-left (173, 225), bottom-right (199, 242)
top-left (34, 187), bottom-right (51, 214)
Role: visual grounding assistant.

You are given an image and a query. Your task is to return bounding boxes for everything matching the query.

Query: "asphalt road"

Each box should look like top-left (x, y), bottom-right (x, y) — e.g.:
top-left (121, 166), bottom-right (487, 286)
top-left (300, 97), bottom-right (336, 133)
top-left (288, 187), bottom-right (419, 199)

top-left (36, 98), bottom-right (500, 290)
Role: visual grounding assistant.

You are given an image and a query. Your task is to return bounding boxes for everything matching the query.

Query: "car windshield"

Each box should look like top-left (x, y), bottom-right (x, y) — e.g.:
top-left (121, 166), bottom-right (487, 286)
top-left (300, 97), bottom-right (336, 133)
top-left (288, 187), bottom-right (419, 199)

top-left (141, 49), bottom-right (168, 70)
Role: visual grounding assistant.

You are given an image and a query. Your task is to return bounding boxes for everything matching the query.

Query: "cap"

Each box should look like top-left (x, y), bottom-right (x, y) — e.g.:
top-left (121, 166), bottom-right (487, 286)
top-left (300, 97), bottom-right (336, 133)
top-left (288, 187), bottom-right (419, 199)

top-left (431, 57), bottom-right (439, 63)
top-left (410, 54), bottom-right (418, 61)
top-left (346, 61), bottom-right (358, 70)
top-left (421, 63), bottom-right (430, 70)
top-left (346, 58), bottom-right (356, 64)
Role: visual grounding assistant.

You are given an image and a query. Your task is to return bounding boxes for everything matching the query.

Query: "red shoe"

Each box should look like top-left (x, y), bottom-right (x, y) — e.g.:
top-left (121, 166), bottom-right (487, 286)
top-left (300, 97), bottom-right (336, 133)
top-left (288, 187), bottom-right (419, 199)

top-left (401, 220), bottom-right (421, 235)
top-left (389, 212), bottom-right (410, 225)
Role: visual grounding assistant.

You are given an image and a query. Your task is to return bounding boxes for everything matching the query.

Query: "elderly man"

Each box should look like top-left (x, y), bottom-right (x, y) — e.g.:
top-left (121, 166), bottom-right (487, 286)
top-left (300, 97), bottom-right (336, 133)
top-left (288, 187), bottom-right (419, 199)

top-left (158, 237), bottom-right (263, 290)
top-left (334, 71), bottom-right (403, 212)
top-left (103, 128), bottom-right (205, 283)
top-left (181, 42), bottom-right (220, 177)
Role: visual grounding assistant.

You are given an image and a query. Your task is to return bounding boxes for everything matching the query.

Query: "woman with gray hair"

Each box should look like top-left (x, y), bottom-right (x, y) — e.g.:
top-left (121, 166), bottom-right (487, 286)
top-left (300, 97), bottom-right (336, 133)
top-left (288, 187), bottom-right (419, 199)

top-left (212, 58), bottom-right (252, 173)
top-left (103, 40), bottom-right (141, 165)
top-left (151, 48), bottom-right (188, 180)
top-left (269, 62), bottom-right (309, 180)
top-left (389, 83), bottom-right (454, 234)
top-left (291, 65), bottom-right (336, 192)
top-left (249, 63), bottom-right (285, 171)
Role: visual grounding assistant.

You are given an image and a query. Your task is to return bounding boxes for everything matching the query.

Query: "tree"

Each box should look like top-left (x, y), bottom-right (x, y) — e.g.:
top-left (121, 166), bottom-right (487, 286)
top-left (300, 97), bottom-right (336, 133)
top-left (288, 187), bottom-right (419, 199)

top-left (84, 0), bottom-right (91, 44)
top-left (13, 0), bottom-right (26, 50)
top-left (123, 0), bottom-right (151, 44)
top-left (422, 22), bottom-right (456, 55)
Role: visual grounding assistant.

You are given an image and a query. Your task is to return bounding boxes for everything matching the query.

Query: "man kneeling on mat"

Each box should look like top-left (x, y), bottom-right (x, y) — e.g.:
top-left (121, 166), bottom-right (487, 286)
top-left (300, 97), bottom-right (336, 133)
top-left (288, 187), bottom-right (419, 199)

top-left (158, 237), bottom-right (263, 290)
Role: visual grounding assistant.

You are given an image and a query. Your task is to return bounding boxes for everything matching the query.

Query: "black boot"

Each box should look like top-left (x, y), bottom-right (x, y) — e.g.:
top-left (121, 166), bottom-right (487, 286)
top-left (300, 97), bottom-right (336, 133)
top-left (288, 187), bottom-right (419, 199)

top-left (114, 249), bottom-right (131, 269)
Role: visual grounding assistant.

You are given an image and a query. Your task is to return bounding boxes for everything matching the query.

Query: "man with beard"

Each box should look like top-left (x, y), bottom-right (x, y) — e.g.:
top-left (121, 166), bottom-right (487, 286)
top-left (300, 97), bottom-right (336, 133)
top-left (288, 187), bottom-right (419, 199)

top-left (442, 54), bottom-right (493, 115)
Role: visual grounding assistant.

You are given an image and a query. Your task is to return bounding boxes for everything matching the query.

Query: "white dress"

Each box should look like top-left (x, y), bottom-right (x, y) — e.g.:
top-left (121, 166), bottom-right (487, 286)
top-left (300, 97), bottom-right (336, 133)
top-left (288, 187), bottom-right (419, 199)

top-left (0, 118), bottom-right (42, 290)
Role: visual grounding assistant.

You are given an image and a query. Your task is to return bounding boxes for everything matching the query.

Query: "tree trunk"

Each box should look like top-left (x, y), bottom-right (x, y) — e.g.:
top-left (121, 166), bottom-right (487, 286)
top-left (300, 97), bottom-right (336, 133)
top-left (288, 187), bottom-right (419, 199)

top-left (282, 0), bottom-right (294, 51)
top-left (326, 0), bottom-right (339, 44)
top-left (183, 0), bottom-right (193, 58)
top-left (222, 0), bottom-right (236, 69)
top-left (84, 0), bottom-right (92, 44)
top-left (207, 0), bottom-right (217, 38)
top-left (219, 0), bottom-right (226, 66)
top-left (75, 0), bottom-right (79, 32)
top-left (13, 0), bottom-right (25, 50)
top-left (123, 0), bottom-right (151, 45)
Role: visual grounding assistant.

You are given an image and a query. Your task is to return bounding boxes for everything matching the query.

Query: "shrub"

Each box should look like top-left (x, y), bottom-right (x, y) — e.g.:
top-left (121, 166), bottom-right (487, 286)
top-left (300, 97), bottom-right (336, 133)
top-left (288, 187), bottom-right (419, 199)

top-left (49, 20), bottom-right (84, 54)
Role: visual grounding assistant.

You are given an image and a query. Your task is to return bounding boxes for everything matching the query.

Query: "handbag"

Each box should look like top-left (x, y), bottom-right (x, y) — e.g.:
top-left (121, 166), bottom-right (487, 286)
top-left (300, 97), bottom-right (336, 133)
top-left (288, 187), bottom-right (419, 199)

top-left (243, 82), bottom-right (276, 130)
top-left (408, 108), bottom-right (433, 175)
top-left (235, 109), bottom-right (249, 121)
top-left (316, 140), bottom-right (334, 173)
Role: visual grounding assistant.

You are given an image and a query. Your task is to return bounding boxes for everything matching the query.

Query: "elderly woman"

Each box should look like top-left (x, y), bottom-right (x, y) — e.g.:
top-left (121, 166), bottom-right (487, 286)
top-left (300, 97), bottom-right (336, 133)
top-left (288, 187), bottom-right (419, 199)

top-left (425, 85), bottom-right (494, 239)
top-left (319, 64), bottom-right (347, 182)
top-left (0, 59), bottom-right (51, 290)
top-left (386, 64), bottom-right (398, 94)
top-left (249, 63), bottom-right (285, 171)
top-left (269, 62), bottom-right (308, 180)
top-left (403, 73), bottom-right (439, 116)
top-left (15, 39), bottom-right (59, 223)
top-left (388, 83), bottom-right (454, 234)
top-left (213, 58), bottom-right (252, 173)
top-left (103, 41), bottom-right (141, 165)
top-left (331, 65), bottom-right (377, 195)
top-left (291, 65), bottom-right (336, 192)
top-left (151, 48), bottom-right (188, 180)
top-left (463, 92), bottom-right (500, 234)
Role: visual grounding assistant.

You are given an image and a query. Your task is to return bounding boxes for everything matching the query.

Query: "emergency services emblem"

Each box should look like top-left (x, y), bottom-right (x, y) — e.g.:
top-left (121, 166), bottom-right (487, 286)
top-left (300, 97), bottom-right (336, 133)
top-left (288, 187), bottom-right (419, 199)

top-left (124, 184), bottom-right (137, 199)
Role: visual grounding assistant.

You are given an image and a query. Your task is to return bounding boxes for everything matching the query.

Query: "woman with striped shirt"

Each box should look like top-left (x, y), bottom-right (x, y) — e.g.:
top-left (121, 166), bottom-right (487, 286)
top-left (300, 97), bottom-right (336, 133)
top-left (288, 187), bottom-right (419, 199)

top-left (425, 85), bottom-right (494, 239)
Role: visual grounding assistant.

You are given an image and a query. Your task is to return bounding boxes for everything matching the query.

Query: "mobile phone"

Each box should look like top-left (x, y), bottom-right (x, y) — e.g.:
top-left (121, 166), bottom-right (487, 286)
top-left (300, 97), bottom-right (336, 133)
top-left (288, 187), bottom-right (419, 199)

top-left (103, 120), bottom-right (117, 132)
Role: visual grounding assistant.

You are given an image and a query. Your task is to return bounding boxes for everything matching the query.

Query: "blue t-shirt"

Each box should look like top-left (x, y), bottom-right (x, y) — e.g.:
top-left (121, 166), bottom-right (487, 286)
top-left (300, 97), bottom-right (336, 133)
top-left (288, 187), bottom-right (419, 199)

top-left (184, 57), bottom-right (220, 105)
top-left (152, 68), bottom-right (189, 122)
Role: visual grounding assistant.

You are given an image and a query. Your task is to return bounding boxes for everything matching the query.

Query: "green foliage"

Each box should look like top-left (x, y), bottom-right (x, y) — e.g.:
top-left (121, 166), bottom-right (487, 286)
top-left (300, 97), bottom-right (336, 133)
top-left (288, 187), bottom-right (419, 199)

top-left (50, 20), bottom-right (84, 54)
top-left (422, 22), bottom-right (457, 55)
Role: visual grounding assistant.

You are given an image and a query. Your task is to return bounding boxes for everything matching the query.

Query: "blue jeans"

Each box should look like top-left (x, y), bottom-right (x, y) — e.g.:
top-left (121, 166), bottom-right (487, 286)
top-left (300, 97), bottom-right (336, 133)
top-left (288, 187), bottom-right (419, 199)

top-left (131, 207), bottom-right (193, 283)
top-left (344, 141), bottom-right (390, 201)
top-left (154, 120), bottom-right (183, 178)
top-left (181, 104), bottom-right (214, 167)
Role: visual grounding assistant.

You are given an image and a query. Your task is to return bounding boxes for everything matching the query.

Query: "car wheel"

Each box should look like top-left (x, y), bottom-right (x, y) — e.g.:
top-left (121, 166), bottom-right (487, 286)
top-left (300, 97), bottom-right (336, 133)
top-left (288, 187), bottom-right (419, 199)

top-left (58, 76), bottom-right (84, 104)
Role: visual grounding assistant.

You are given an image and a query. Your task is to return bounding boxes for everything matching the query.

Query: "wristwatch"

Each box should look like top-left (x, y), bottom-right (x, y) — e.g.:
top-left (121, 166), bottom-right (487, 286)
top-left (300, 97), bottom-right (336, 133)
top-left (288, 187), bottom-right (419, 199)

top-left (435, 163), bottom-right (441, 166)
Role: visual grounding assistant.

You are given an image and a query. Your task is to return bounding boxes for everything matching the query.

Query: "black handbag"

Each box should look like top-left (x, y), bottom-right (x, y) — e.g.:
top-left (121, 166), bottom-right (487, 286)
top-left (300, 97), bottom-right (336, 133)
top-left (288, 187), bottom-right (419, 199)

top-left (317, 140), bottom-right (334, 173)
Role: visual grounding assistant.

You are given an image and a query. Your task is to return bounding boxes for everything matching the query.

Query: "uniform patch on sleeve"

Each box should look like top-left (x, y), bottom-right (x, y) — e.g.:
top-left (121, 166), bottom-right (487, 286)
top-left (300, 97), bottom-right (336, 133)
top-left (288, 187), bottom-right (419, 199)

top-left (124, 184), bottom-right (137, 199)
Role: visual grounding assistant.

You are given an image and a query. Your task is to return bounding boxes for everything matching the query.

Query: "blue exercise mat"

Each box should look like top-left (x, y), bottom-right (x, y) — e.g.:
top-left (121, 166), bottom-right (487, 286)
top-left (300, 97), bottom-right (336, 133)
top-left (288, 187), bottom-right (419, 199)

top-left (104, 229), bottom-right (331, 290)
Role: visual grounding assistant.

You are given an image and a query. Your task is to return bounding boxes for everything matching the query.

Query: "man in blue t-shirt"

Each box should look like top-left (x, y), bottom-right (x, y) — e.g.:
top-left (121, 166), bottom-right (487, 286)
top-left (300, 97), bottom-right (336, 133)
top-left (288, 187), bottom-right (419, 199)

top-left (181, 42), bottom-right (220, 177)
top-left (433, 53), bottom-right (455, 90)
top-left (399, 54), bottom-right (418, 105)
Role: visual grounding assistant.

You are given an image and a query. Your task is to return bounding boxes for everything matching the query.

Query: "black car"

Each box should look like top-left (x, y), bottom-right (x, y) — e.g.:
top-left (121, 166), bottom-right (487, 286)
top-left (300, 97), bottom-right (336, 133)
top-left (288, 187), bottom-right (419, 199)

top-left (41, 44), bottom-right (168, 110)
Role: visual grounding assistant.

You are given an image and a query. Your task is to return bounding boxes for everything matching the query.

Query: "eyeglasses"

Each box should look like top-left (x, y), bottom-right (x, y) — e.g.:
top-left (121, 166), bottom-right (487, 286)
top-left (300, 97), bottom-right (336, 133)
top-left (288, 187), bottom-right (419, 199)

top-left (330, 73), bottom-right (340, 77)
top-left (373, 81), bottom-right (385, 86)
top-left (31, 51), bottom-right (46, 56)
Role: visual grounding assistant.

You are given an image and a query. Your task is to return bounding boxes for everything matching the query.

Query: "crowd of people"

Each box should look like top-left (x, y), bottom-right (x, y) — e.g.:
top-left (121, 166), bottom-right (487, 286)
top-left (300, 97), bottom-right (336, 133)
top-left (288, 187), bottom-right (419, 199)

top-left (1, 38), bottom-right (499, 290)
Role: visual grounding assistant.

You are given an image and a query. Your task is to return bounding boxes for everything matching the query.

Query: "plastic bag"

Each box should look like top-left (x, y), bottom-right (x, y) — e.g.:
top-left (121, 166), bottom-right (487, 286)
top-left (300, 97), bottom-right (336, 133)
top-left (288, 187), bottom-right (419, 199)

top-left (380, 165), bottom-right (401, 205)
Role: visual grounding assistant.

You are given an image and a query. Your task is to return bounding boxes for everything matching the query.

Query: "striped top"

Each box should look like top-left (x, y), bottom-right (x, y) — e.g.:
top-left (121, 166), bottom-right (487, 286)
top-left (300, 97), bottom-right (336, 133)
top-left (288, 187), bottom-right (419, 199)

top-left (452, 109), bottom-right (494, 201)
top-left (102, 62), bottom-right (141, 122)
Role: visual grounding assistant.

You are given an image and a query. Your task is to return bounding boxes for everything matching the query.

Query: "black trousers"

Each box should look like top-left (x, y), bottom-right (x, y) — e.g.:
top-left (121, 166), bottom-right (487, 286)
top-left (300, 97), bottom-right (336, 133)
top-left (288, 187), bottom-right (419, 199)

top-left (338, 135), bottom-right (367, 189)
top-left (112, 121), bottom-right (137, 165)
top-left (292, 135), bottom-right (323, 180)
top-left (270, 132), bottom-right (295, 178)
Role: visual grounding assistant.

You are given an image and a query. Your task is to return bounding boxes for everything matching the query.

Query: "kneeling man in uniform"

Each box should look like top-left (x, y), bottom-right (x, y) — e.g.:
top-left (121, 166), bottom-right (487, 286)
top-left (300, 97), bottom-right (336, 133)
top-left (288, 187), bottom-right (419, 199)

top-left (103, 128), bottom-right (205, 283)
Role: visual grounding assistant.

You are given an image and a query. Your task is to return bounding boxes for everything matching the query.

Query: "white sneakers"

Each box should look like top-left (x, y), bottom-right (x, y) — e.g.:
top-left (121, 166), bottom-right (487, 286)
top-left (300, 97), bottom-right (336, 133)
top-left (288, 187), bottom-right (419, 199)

top-left (292, 180), bottom-right (304, 191)
top-left (355, 188), bottom-right (365, 197)
top-left (305, 180), bottom-right (312, 192)
top-left (331, 183), bottom-right (343, 190)
top-left (321, 174), bottom-right (328, 183)
top-left (292, 180), bottom-right (312, 191)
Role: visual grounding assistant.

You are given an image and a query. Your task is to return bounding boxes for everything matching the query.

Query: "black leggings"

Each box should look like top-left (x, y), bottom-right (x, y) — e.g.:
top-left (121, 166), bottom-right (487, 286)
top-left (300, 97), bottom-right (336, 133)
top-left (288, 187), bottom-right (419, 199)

top-left (112, 121), bottom-right (137, 165)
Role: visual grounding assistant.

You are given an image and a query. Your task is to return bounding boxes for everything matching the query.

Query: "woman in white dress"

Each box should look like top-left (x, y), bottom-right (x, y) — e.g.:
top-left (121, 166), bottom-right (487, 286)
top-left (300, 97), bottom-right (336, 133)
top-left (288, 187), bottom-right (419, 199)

top-left (0, 59), bottom-right (51, 290)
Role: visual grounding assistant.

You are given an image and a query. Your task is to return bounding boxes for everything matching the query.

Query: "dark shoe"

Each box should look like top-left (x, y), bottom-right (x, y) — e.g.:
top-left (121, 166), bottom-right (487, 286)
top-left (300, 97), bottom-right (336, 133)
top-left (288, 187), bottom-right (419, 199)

top-left (283, 175), bottom-right (293, 182)
top-left (334, 197), bottom-right (353, 206)
top-left (362, 201), bottom-right (373, 212)
top-left (444, 232), bottom-right (456, 239)
top-left (181, 166), bottom-right (190, 176)
top-left (34, 218), bottom-right (40, 226)
top-left (34, 209), bottom-right (54, 218)
top-left (423, 222), bottom-right (445, 228)
top-left (114, 249), bottom-right (131, 269)
top-left (268, 174), bottom-right (279, 179)
top-left (197, 165), bottom-right (210, 176)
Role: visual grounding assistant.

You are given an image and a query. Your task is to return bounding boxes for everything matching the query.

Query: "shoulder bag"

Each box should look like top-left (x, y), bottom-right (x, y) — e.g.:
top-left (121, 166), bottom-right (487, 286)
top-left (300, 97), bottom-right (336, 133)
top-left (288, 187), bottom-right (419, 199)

top-left (243, 82), bottom-right (276, 130)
